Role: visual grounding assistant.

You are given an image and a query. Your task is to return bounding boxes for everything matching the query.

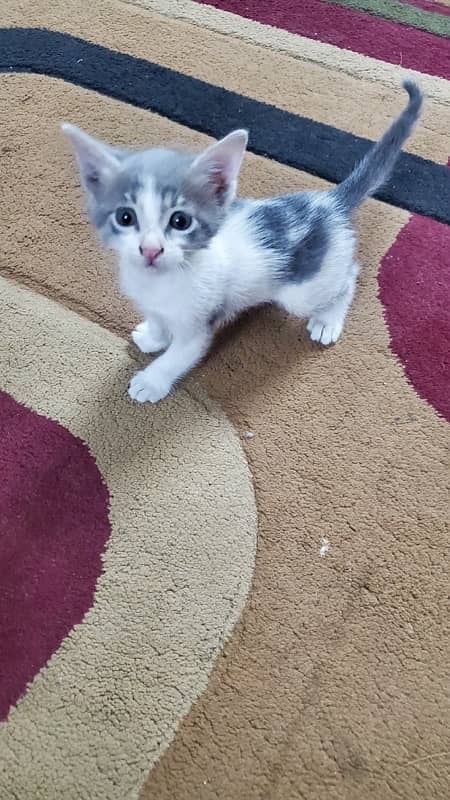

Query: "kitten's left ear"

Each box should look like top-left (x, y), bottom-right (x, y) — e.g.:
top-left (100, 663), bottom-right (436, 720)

top-left (186, 129), bottom-right (248, 204)
top-left (61, 123), bottom-right (121, 198)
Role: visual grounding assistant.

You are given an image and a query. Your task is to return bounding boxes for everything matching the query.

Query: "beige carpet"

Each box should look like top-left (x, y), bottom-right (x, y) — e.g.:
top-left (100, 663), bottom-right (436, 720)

top-left (0, 274), bottom-right (256, 797)
top-left (0, 1), bottom-right (449, 798)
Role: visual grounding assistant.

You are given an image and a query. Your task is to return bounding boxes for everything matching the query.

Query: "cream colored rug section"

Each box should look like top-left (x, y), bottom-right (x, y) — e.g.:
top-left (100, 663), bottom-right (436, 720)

top-left (0, 277), bottom-right (257, 800)
top-left (128, 0), bottom-right (450, 107)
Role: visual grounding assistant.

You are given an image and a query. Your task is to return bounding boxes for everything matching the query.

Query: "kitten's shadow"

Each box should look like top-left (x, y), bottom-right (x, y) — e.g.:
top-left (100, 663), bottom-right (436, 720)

top-left (73, 309), bottom-right (323, 468)
top-left (202, 306), bottom-right (323, 405)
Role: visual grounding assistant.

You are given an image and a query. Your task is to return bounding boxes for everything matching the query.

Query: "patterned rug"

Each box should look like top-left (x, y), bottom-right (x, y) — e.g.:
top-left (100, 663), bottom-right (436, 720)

top-left (0, 1), bottom-right (449, 798)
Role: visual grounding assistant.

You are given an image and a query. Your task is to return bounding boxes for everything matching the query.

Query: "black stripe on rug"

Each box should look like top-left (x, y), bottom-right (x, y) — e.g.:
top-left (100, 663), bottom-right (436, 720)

top-left (1, 27), bottom-right (449, 225)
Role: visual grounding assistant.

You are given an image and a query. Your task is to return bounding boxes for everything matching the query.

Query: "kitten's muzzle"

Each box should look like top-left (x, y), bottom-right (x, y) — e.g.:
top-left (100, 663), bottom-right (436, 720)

top-left (139, 245), bottom-right (164, 266)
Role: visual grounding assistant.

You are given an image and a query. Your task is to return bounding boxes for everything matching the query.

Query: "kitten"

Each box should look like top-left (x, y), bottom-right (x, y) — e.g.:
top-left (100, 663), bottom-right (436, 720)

top-left (63, 81), bottom-right (422, 403)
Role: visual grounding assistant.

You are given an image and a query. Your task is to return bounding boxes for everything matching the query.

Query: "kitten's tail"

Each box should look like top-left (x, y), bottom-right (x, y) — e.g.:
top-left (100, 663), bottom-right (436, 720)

top-left (332, 81), bottom-right (423, 212)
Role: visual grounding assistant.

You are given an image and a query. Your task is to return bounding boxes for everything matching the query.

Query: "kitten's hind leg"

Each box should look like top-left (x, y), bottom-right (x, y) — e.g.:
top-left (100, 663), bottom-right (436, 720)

top-left (131, 319), bottom-right (170, 354)
top-left (307, 277), bottom-right (356, 346)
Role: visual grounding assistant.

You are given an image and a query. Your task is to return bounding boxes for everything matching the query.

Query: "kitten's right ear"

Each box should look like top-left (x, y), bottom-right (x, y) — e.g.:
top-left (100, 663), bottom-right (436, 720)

top-left (61, 124), bottom-right (120, 197)
top-left (185, 129), bottom-right (248, 206)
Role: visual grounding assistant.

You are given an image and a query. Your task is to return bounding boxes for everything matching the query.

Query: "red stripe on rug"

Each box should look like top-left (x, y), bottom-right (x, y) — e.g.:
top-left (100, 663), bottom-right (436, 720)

top-left (0, 392), bottom-right (111, 720)
top-left (195, 0), bottom-right (450, 79)
top-left (400, 0), bottom-right (450, 17)
top-left (379, 190), bottom-right (450, 424)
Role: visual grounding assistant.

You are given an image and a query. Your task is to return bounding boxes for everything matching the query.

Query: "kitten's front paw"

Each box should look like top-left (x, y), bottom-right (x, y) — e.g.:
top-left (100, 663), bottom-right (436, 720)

top-left (307, 318), bottom-right (343, 346)
top-left (128, 369), bottom-right (172, 404)
top-left (131, 321), bottom-right (167, 354)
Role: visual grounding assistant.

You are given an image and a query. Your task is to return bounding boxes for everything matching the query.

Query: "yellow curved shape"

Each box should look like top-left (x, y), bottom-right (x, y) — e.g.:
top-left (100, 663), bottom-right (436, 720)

top-left (0, 276), bottom-right (257, 800)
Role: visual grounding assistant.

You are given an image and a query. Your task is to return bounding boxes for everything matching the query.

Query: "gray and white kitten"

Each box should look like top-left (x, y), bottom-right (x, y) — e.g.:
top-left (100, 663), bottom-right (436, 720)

top-left (63, 81), bottom-right (422, 403)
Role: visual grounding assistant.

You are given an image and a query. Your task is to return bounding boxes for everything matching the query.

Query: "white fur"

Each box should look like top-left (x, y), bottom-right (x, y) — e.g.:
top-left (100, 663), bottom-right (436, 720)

top-left (119, 206), bottom-right (278, 402)
top-left (63, 126), bottom-right (358, 403)
top-left (119, 201), bottom-right (355, 403)
top-left (63, 85), bottom-right (424, 401)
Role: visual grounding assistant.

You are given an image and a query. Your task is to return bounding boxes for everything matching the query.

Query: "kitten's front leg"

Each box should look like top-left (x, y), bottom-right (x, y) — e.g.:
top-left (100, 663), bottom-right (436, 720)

top-left (128, 327), bottom-right (212, 404)
top-left (131, 318), bottom-right (170, 354)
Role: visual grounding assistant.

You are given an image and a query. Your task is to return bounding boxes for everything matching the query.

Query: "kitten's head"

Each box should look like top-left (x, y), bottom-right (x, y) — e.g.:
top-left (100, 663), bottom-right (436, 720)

top-left (62, 125), bottom-right (248, 272)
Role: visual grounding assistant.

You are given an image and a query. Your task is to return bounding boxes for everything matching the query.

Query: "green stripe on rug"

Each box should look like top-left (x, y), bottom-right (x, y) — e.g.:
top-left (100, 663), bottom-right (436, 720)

top-left (323, 0), bottom-right (450, 36)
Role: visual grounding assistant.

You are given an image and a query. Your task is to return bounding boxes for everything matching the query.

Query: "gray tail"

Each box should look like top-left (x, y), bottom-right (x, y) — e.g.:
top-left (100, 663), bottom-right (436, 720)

top-left (332, 81), bottom-right (423, 212)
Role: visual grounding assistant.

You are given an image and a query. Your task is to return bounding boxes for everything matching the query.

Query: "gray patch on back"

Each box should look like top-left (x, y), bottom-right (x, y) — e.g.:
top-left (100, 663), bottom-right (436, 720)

top-left (286, 204), bottom-right (330, 282)
top-left (249, 201), bottom-right (290, 252)
top-left (248, 193), bottom-right (331, 283)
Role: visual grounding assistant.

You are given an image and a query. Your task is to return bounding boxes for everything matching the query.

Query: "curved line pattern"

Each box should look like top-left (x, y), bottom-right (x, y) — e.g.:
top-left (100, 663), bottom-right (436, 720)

top-left (0, 275), bottom-right (257, 799)
top-left (0, 27), bottom-right (449, 224)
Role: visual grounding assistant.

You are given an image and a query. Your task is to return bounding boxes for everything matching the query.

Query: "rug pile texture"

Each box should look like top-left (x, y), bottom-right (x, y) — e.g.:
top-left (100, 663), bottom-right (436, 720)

top-left (0, 1), bottom-right (449, 798)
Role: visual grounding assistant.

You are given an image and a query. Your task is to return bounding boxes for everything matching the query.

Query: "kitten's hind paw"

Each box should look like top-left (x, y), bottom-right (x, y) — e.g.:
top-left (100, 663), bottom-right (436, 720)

top-left (307, 318), bottom-right (343, 346)
top-left (131, 321), bottom-right (168, 354)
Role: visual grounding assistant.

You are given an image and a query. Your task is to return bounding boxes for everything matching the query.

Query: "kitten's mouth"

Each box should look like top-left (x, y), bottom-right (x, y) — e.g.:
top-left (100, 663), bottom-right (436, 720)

top-left (141, 256), bottom-right (162, 270)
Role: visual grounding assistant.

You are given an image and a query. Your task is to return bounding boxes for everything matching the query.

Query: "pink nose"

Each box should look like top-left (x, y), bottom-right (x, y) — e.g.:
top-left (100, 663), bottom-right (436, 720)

top-left (140, 246), bottom-right (163, 265)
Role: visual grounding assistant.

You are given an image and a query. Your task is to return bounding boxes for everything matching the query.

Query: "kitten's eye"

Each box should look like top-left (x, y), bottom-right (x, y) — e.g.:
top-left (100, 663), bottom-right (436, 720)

top-left (169, 211), bottom-right (193, 231)
top-left (115, 207), bottom-right (137, 227)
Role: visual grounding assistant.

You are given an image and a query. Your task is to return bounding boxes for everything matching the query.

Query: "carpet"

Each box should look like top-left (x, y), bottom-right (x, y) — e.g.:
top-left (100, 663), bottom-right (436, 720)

top-left (0, 1), bottom-right (449, 798)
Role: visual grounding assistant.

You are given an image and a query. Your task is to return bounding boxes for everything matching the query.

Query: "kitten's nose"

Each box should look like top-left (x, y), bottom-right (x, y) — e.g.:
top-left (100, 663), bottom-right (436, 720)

top-left (140, 245), bottom-right (164, 265)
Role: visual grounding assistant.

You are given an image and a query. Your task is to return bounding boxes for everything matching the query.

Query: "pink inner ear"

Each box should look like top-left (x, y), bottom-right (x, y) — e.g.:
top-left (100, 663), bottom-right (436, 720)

top-left (209, 166), bottom-right (228, 194)
top-left (86, 165), bottom-right (101, 184)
